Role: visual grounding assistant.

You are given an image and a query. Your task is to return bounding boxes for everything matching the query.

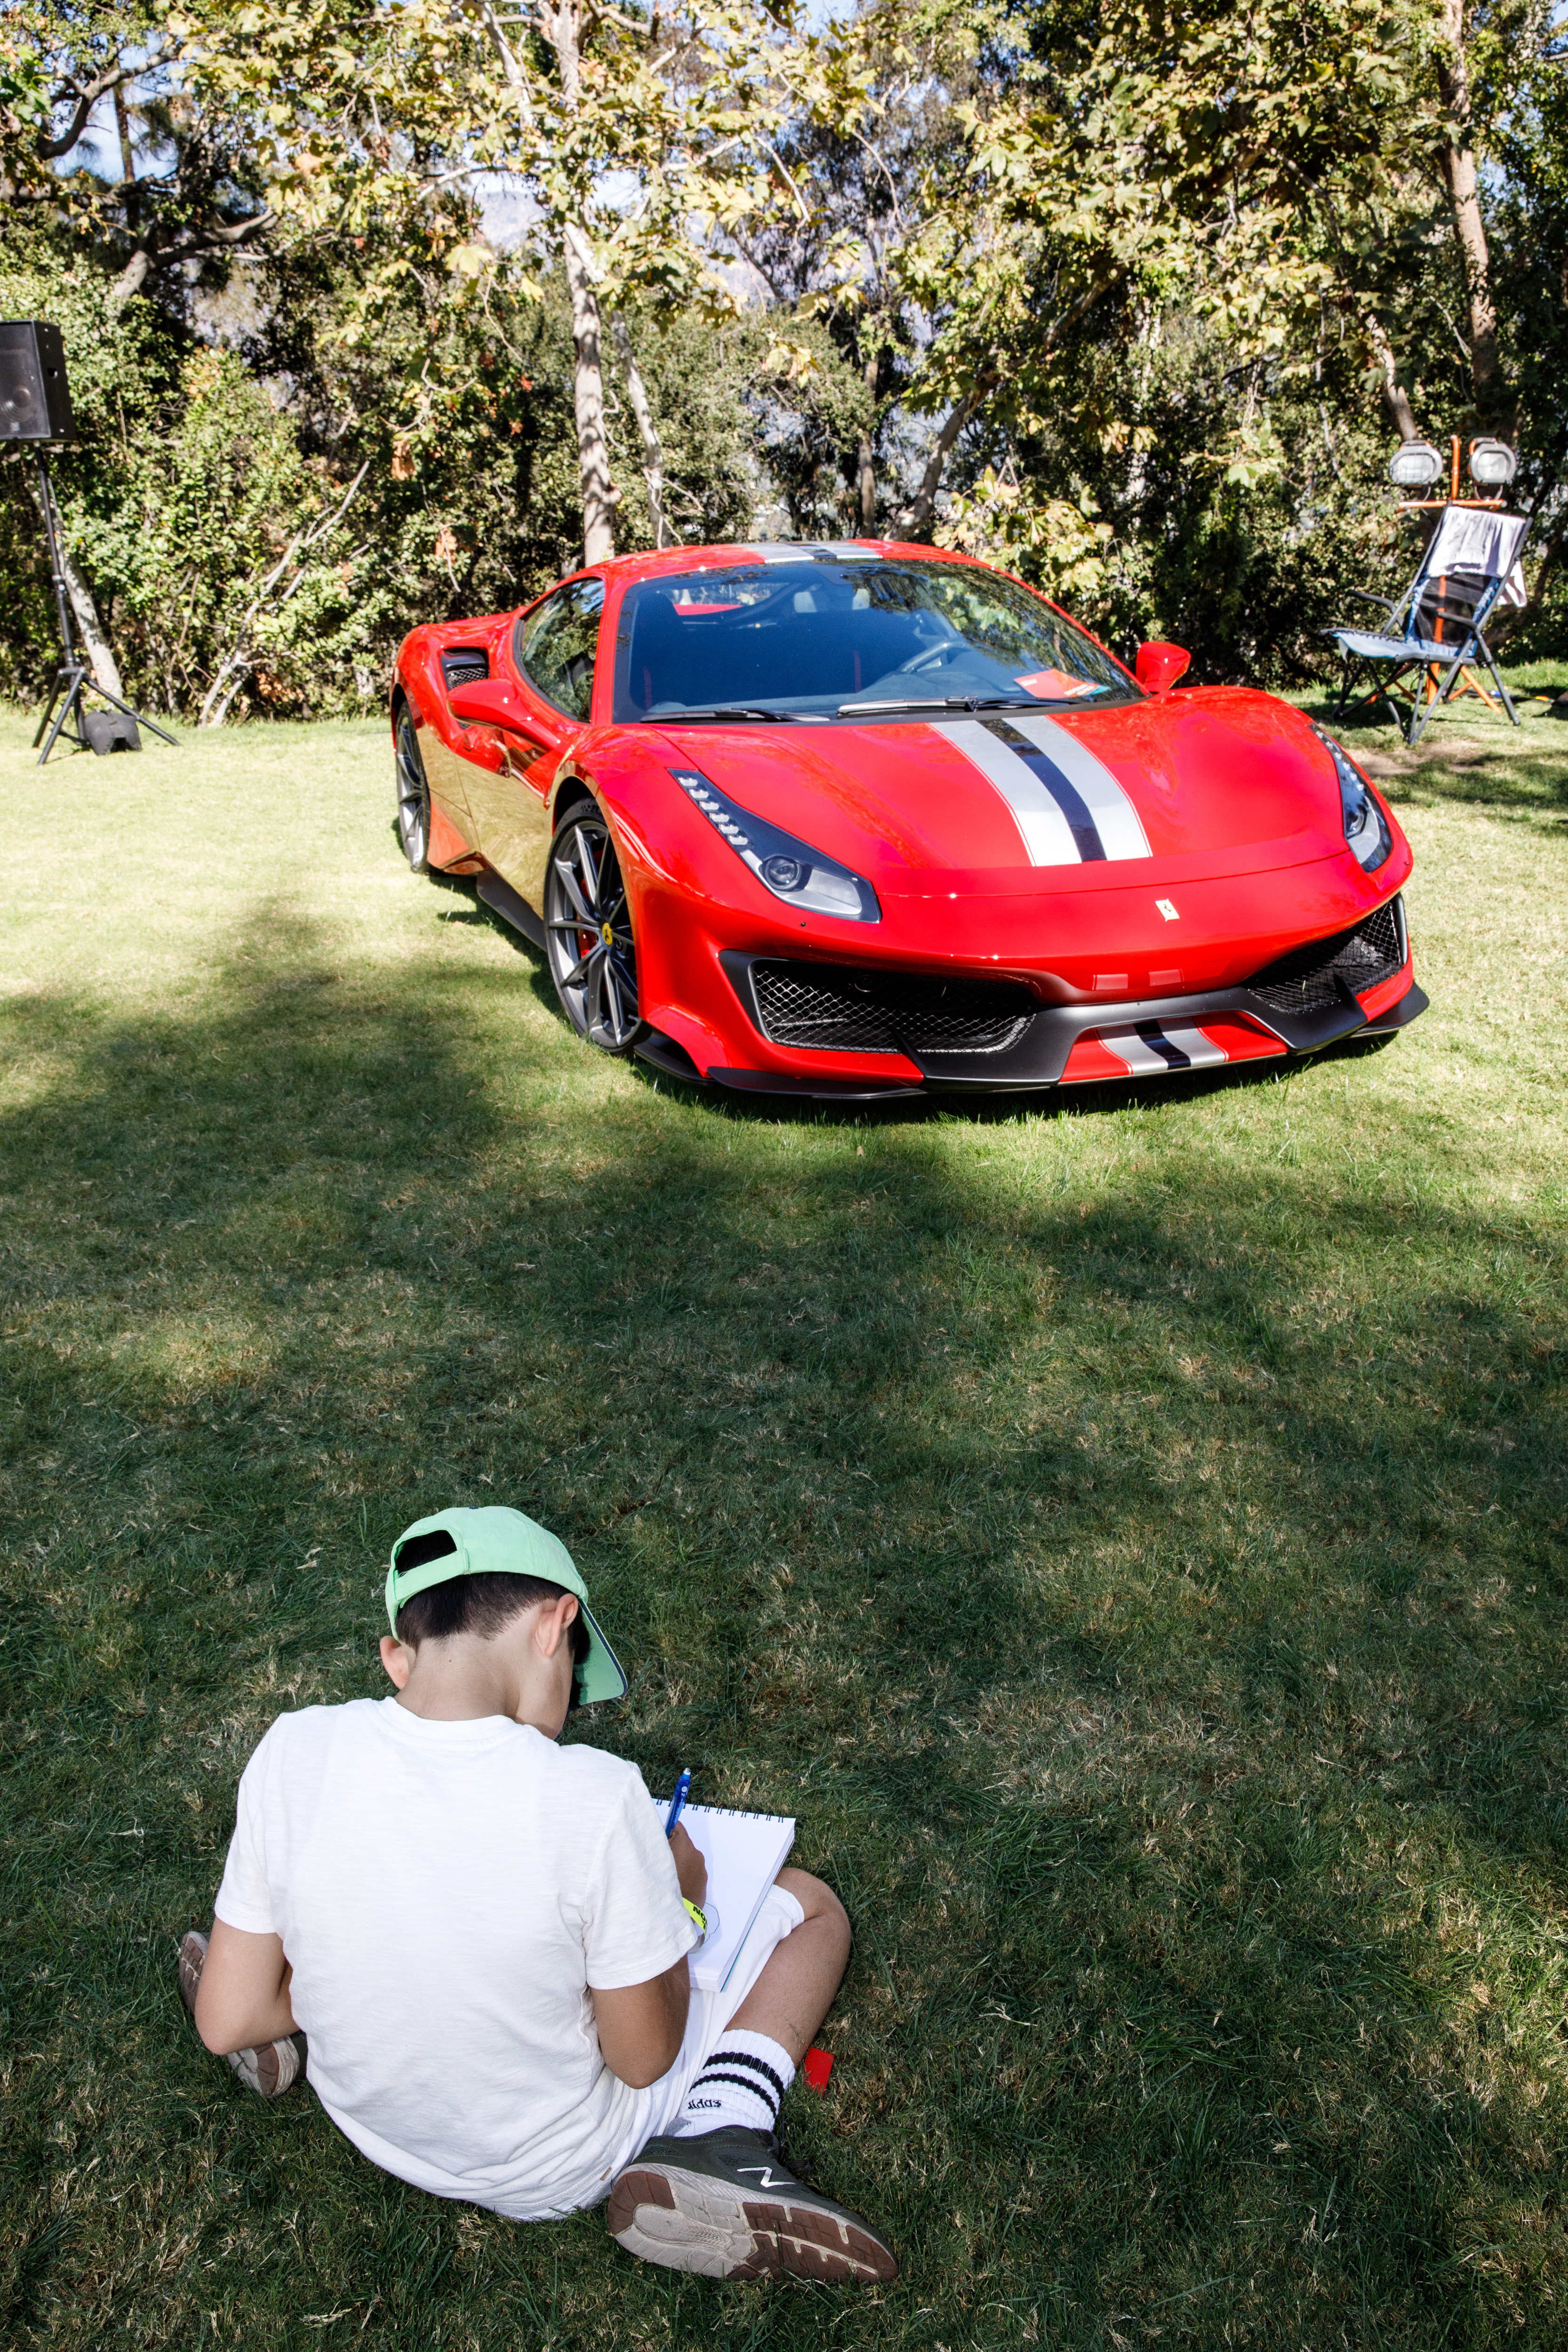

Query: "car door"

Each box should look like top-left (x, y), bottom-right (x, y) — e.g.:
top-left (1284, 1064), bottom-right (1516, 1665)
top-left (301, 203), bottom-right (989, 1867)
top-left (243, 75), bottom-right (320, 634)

top-left (459, 577), bottom-right (605, 911)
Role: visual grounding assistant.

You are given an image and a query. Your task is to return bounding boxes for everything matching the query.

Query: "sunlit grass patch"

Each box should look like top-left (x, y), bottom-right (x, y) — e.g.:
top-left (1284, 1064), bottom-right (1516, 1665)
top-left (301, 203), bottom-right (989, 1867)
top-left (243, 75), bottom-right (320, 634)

top-left (2, 691), bottom-right (1568, 2347)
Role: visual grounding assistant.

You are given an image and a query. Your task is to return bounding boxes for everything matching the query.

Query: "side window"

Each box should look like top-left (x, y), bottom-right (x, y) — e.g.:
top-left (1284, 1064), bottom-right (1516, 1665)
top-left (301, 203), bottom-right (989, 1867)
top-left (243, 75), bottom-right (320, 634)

top-left (515, 577), bottom-right (605, 721)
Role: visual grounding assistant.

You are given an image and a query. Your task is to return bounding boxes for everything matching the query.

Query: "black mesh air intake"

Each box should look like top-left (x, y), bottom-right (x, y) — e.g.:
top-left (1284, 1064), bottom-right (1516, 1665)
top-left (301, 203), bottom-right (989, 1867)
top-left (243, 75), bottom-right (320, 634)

top-left (749, 961), bottom-right (1037, 1055)
top-left (1247, 897), bottom-right (1404, 1017)
top-left (440, 647), bottom-right (490, 690)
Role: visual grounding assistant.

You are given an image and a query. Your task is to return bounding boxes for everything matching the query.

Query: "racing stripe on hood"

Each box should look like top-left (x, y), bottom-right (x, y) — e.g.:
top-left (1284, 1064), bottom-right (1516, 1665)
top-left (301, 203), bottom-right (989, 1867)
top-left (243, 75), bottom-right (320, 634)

top-left (931, 716), bottom-right (1151, 866)
top-left (1005, 714), bottom-right (1152, 860)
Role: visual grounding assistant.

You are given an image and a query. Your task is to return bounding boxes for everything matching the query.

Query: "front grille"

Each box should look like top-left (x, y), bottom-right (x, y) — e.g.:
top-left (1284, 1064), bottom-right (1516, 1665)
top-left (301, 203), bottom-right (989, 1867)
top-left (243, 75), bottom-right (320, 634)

top-left (441, 647), bottom-right (490, 690)
top-left (1247, 897), bottom-right (1404, 1016)
top-left (750, 961), bottom-right (1037, 1056)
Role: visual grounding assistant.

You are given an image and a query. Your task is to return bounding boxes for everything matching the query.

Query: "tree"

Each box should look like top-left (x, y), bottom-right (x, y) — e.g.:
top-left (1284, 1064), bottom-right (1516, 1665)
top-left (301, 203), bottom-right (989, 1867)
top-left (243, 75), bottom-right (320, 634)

top-left (730, 31), bottom-right (944, 532)
top-left (178, 0), bottom-right (863, 564)
top-left (8, 0), bottom-right (1568, 706)
top-left (877, 0), bottom-right (1436, 525)
top-left (1, 5), bottom-right (274, 309)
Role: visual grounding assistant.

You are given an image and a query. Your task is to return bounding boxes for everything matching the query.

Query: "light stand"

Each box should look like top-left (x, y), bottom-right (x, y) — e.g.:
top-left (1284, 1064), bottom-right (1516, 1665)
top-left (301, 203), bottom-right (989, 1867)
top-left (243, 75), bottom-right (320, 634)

top-left (30, 447), bottom-right (177, 764)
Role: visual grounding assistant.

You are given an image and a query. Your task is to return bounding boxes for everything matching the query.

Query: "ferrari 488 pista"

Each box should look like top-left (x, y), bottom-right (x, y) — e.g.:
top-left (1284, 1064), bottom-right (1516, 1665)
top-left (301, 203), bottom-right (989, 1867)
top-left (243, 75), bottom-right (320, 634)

top-left (390, 539), bottom-right (1425, 1100)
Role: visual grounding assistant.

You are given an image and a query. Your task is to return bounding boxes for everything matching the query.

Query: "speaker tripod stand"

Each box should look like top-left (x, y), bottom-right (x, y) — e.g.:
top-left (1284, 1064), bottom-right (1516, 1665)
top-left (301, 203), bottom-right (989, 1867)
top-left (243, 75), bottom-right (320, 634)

top-left (31, 450), bottom-right (176, 765)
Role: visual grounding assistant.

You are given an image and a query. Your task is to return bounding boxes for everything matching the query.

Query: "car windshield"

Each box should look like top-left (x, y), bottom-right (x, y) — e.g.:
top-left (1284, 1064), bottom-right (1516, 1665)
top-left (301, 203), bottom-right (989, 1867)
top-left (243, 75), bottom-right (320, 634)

top-left (612, 557), bottom-right (1137, 722)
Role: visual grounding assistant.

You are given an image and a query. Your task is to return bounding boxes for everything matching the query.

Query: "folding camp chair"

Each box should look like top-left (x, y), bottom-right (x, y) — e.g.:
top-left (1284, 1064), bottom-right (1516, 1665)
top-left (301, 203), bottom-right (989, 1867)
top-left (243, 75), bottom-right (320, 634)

top-left (1326, 506), bottom-right (1528, 747)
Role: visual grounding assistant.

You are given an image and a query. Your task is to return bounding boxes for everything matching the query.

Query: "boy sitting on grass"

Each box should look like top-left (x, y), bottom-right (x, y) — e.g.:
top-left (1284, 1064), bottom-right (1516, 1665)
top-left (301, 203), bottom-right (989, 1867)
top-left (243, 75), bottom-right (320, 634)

top-left (177, 1505), bottom-right (897, 2284)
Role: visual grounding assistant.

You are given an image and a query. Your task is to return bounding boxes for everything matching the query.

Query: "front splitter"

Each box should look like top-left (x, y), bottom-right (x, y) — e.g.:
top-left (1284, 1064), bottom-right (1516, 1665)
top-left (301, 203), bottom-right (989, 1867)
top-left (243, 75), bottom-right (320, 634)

top-left (689, 978), bottom-right (1428, 1101)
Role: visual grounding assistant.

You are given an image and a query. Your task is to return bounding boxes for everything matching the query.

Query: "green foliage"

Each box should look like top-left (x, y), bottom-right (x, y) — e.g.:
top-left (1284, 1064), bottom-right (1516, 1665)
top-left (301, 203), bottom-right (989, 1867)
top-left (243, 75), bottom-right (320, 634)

top-left (748, 309), bottom-right (883, 536)
top-left (0, 235), bottom-right (180, 705)
top-left (0, 217), bottom-right (763, 718)
top-left (7, 0), bottom-right (1568, 705)
top-left (947, 310), bottom-right (1415, 680)
top-left (868, 0), bottom-right (1568, 672)
top-left (605, 310), bottom-right (761, 550)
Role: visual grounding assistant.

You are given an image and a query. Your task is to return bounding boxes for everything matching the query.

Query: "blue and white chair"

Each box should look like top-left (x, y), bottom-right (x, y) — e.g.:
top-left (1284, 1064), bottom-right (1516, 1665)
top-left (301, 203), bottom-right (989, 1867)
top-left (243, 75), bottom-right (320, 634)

top-left (1326, 506), bottom-right (1528, 747)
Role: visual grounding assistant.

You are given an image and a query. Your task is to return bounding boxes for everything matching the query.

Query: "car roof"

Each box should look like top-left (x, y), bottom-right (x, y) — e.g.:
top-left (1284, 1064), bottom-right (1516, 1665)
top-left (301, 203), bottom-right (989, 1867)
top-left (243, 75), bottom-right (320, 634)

top-left (584, 539), bottom-right (986, 590)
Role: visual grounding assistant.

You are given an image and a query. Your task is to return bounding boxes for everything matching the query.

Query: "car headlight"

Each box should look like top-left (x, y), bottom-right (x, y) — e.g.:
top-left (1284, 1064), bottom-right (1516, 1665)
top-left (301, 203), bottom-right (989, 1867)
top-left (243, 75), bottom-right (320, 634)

top-left (672, 768), bottom-right (881, 922)
top-left (1315, 730), bottom-right (1393, 874)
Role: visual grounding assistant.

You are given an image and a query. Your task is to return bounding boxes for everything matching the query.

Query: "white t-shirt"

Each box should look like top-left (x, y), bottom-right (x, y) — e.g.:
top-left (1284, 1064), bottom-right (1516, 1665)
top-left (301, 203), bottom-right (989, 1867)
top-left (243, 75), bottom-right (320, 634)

top-left (214, 1697), bottom-right (698, 2219)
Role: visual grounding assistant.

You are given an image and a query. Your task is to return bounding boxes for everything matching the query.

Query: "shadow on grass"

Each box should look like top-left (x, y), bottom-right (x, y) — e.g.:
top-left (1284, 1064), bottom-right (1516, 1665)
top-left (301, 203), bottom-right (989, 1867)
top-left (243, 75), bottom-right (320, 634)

top-left (2, 899), bottom-right (1566, 2349)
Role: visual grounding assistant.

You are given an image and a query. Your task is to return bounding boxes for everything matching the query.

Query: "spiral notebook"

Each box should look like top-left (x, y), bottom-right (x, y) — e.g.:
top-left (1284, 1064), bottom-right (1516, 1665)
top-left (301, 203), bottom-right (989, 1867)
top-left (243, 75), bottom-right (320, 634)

top-left (651, 1796), bottom-right (796, 1991)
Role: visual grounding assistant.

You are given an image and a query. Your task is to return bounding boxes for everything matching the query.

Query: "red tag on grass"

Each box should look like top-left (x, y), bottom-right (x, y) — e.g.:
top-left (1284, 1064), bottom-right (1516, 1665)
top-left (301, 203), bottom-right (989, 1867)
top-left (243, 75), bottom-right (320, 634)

top-left (803, 2046), bottom-right (833, 2094)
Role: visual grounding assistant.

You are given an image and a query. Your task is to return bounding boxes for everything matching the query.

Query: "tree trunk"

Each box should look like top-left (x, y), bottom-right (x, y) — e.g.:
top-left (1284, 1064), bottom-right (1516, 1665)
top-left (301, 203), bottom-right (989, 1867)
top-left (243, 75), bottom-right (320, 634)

top-left (1358, 309), bottom-right (1419, 442)
top-left (857, 350), bottom-right (878, 534)
top-left (897, 389), bottom-right (982, 539)
top-left (538, 0), bottom-right (616, 565)
top-left (563, 229), bottom-right (617, 565)
top-left (611, 312), bottom-right (668, 549)
top-left (1434, 0), bottom-right (1508, 431)
top-left (112, 70), bottom-right (137, 225)
top-left (62, 548), bottom-right (126, 700)
top-left (109, 246), bottom-right (152, 311)
top-left (199, 650), bottom-right (254, 729)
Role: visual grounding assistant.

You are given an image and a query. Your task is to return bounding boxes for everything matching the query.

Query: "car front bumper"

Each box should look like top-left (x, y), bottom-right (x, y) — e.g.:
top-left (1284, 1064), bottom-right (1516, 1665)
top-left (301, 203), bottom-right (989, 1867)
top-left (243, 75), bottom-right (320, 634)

top-left (637, 962), bottom-right (1427, 1100)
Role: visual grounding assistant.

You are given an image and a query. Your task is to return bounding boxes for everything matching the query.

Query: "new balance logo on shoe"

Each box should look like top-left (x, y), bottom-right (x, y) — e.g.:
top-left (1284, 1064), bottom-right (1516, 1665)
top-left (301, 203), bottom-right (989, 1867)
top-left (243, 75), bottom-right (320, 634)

top-left (737, 2164), bottom-right (789, 2190)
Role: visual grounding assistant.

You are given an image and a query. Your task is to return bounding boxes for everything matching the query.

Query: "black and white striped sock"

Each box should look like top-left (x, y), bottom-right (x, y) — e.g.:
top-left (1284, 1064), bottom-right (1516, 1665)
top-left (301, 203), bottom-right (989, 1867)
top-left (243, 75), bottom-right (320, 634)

top-left (674, 2030), bottom-right (796, 2137)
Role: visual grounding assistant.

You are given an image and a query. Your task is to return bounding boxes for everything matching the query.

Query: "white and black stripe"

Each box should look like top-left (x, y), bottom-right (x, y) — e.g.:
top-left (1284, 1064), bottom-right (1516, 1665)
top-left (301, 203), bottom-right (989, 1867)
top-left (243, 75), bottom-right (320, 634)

top-left (933, 715), bottom-right (1151, 866)
top-left (1097, 1020), bottom-right (1228, 1075)
top-left (688, 2048), bottom-right (786, 2121)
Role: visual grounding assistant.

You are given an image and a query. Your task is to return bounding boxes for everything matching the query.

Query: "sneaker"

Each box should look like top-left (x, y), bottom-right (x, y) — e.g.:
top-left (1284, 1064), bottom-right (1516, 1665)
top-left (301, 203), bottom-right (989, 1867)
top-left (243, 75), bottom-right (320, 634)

top-left (608, 2127), bottom-right (898, 2283)
top-left (176, 1929), bottom-right (307, 2099)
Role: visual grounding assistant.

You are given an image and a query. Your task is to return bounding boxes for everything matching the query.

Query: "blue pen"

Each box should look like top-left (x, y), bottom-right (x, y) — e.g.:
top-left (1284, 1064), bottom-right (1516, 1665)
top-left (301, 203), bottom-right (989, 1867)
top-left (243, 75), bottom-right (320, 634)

top-left (665, 1768), bottom-right (692, 1838)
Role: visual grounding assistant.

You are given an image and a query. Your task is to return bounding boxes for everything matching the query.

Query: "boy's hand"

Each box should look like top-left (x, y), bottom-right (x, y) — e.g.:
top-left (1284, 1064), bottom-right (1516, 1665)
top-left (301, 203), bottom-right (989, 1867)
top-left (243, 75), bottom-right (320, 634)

top-left (669, 1823), bottom-right (707, 1911)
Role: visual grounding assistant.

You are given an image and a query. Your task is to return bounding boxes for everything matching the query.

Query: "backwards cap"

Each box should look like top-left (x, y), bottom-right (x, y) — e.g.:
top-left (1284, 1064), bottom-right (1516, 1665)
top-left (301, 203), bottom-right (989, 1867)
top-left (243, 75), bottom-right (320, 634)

top-left (384, 1504), bottom-right (627, 1705)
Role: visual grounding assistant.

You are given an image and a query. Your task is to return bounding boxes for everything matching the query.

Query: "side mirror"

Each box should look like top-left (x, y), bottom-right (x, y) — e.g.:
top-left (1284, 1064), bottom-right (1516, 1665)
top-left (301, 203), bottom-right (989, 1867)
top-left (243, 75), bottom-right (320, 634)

top-left (446, 676), bottom-right (526, 726)
top-left (1135, 641), bottom-right (1192, 693)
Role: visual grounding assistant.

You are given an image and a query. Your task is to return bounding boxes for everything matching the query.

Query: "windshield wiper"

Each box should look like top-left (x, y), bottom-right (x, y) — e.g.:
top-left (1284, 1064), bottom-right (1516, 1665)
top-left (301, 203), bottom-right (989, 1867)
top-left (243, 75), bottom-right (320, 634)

top-left (650, 705), bottom-right (793, 723)
top-left (838, 691), bottom-right (1120, 718)
top-left (836, 696), bottom-right (972, 715)
top-left (963, 693), bottom-right (1120, 710)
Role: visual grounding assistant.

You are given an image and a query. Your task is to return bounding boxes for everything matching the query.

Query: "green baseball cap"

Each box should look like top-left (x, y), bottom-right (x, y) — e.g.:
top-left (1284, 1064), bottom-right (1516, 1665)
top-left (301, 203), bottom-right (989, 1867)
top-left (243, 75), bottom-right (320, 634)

top-left (383, 1505), bottom-right (627, 1704)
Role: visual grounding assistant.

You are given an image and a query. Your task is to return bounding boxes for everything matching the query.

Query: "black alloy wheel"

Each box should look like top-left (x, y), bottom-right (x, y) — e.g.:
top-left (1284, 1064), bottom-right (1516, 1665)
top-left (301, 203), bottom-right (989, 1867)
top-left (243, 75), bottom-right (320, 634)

top-left (544, 798), bottom-right (641, 1053)
top-left (395, 706), bottom-right (431, 872)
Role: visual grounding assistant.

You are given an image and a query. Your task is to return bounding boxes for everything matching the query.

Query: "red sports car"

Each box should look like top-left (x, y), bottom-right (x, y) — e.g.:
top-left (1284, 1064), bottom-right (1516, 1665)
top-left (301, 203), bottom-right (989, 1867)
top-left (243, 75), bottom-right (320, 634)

top-left (390, 540), bottom-right (1425, 1100)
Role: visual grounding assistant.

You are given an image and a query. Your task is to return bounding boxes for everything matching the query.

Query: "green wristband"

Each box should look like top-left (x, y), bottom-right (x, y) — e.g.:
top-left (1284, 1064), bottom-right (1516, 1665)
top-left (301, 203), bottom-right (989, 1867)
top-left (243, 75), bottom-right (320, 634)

top-left (682, 1897), bottom-right (707, 1936)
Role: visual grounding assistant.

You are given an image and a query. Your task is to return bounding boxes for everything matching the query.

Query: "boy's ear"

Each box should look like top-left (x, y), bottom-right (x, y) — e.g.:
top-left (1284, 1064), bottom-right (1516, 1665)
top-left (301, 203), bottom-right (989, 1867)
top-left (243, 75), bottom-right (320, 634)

top-left (534, 1591), bottom-right (579, 1657)
top-left (380, 1633), bottom-right (414, 1689)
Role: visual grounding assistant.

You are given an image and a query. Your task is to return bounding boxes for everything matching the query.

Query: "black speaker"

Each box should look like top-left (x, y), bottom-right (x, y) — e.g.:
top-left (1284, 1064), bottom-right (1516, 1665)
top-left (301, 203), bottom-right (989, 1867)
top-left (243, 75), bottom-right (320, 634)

top-left (0, 320), bottom-right (76, 441)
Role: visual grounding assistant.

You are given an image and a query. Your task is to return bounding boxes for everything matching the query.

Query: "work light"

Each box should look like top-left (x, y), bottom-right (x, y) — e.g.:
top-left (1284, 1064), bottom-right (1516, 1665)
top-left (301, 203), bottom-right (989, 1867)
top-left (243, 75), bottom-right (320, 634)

top-left (1468, 438), bottom-right (1517, 489)
top-left (1386, 441), bottom-right (1443, 489)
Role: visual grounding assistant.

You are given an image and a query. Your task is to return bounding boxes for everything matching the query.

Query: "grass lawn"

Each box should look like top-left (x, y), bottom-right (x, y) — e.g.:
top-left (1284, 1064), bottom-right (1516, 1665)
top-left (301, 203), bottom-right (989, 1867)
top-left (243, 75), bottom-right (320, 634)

top-left (3, 674), bottom-right (1568, 2352)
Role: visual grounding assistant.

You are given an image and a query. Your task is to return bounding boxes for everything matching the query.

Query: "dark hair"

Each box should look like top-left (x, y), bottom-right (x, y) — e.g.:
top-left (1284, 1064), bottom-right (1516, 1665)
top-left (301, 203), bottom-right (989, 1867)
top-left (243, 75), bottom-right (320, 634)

top-left (395, 1569), bottom-right (590, 1668)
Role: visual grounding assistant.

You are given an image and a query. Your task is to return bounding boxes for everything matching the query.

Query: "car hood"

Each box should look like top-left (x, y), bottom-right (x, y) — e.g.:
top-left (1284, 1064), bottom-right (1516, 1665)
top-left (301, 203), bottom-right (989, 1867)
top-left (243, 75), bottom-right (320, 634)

top-left (646, 685), bottom-right (1353, 897)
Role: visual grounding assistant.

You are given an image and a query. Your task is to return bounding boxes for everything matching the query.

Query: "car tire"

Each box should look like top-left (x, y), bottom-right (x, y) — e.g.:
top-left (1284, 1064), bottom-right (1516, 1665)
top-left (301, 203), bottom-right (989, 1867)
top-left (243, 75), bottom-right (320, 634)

top-left (394, 704), bottom-right (431, 873)
top-left (544, 795), bottom-right (642, 1055)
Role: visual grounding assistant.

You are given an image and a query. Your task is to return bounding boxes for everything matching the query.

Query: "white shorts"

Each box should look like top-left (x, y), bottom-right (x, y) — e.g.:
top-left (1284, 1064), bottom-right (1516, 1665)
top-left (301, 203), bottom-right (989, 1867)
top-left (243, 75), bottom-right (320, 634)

top-left (602, 1880), bottom-right (805, 2184)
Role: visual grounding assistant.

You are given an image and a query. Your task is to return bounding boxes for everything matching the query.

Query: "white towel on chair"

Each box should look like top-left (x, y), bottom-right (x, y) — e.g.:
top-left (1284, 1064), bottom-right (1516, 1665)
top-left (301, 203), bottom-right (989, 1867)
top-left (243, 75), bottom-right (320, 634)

top-left (1425, 507), bottom-right (1528, 606)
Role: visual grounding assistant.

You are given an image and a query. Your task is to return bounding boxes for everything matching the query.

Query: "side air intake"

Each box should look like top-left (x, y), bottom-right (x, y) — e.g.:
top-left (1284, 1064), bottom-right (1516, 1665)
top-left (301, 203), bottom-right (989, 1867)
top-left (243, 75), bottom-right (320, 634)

top-left (440, 647), bottom-right (490, 691)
